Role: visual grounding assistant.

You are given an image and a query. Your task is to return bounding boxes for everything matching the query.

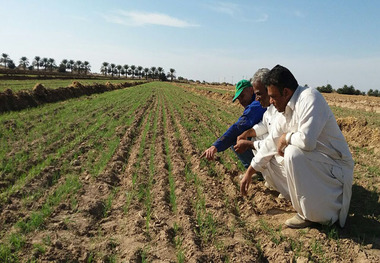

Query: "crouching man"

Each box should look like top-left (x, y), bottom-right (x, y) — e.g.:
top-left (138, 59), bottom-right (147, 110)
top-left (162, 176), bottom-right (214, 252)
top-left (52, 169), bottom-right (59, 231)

top-left (241, 65), bottom-right (354, 228)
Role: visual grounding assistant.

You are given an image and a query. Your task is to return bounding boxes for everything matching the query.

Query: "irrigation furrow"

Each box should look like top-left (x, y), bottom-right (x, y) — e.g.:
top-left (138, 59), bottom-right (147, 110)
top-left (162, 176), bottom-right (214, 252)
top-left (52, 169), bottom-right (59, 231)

top-left (114, 93), bottom-right (160, 261)
top-left (162, 94), bottom-right (202, 261)
top-left (139, 92), bottom-right (178, 261)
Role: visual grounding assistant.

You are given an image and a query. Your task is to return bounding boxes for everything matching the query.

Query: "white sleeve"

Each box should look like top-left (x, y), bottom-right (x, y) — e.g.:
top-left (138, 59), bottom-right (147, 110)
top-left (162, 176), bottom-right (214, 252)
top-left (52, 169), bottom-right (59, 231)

top-left (288, 91), bottom-right (329, 151)
top-left (250, 117), bottom-right (284, 172)
top-left (252, 121), bottom-right (267, 137)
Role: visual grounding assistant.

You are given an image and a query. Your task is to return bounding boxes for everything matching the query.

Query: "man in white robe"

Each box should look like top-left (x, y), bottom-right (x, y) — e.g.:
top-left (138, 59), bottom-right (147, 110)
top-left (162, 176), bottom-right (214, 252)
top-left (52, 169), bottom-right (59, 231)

top-left (240, 65), bottom-right (354, 228)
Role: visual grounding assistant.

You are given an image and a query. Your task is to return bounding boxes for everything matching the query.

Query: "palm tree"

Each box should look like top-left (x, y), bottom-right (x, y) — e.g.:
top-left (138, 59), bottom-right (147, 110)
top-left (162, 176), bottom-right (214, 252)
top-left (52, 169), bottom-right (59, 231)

top-left (19, 56), bottom-right (29, 70)
top-left (1, 53), bottom-right (10, 68)
top-left (48, 58), bottom-right (56, 71)
top-left (83, 61), bottom-right (90, 75)
top-left (101, 62), bottom-right (109, 76)
top-left (33, 56), bottom-right (41, 71)
top-left (42, 57), bottom-right (48, 71)
top-left (157, 67), bottom-right (164, 76)
top-left (144, 68), bottom-right (149, 80)
top-left (137, 66), bottom-right (143, 79)
top-left (127, 69), bottom-right (132, 78)
top-left (130, 65), bottom-right (136, 78)
top-left (61, 59), bottom-right (68, 71)
top-left (150, 67), bottom-right (157, 79)
top-left (110, 63), bottom-right (116, 77)
top-left (75, 60), bottom-right (83, 74)
top-left (123, 64), bottom-right (129, 78)
top-left (168, 68), bottom-right (176, 81)
top-left (116, 65), bottom-right (122, 78)
top-left (68, 60), bottom-right (75, 73)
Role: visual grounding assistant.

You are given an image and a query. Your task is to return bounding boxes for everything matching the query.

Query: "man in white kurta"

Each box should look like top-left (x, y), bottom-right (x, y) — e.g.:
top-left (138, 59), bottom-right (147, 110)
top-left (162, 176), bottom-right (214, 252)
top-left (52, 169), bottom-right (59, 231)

top-left (234, 68), bottom-right (290, 199)
top-left (241, 65), bottom-right (354, 228)
top-left (236, 104), bottom-right (290, 199)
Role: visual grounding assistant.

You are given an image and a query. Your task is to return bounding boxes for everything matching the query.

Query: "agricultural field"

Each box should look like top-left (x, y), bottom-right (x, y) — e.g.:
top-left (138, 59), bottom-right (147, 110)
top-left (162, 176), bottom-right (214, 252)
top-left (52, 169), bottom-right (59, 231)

top-left (0, 81), bottom-right (379, 262)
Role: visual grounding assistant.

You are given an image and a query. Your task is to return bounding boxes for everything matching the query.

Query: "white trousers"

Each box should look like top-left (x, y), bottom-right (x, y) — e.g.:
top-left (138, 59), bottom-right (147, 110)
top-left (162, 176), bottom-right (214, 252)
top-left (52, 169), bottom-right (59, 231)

top-left (261, 157), bottom-right (290, 200)
top-left (284, 145), bottom-right (351, 226)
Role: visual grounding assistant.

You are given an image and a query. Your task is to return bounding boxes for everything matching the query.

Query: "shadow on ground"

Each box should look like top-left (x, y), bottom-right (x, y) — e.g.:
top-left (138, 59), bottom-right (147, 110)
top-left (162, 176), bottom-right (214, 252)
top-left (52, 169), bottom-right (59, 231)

top-left (319, 184), bottom-right (380, 249)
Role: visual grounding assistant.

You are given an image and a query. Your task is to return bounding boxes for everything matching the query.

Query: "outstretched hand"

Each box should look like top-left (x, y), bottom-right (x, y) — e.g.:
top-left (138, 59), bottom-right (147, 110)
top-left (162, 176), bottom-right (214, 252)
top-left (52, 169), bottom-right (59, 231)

top-left (200, 146), bottom-right (217, 161)
top-left (240, 174), bottom-right (252, 196)
top-left (240, 165), bottom-right (256, 196)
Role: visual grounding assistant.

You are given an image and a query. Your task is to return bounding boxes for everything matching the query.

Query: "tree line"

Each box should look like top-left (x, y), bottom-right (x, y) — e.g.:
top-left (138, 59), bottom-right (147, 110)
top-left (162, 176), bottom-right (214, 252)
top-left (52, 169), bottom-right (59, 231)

top-left (316, 84), bottom-right (379, 97)
top-left (0, 53), bottom-right (177, 81)
top-left (100, 62), bottom-right (176, 81)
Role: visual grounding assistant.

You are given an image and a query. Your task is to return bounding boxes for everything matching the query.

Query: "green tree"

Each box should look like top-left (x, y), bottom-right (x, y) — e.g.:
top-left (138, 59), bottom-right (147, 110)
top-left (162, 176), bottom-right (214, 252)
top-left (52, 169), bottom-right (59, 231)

top-left (317, 84), bottom-right (333, 93)
top-left (101, 62), bottom-right (109, 76)
top-left (168, 68), bottom-right (176, 81)
top-left (59, 59), bottom-right (68, 73)
top-left (137, 66), bottom-right (143, 79)
top-left (48, 58), bottom-right (56, 71)
top-left (158, 67), bottom-right (164, 75)
top-left (116, 65), bottom-right (122, 78)
top-left (144, 67), bottom-right (149, 80)
top-left (120, 69), bottom-right (125, 77)
top-left (7, 59), bottom-right (16, 69)
top-left (130, 65), bottom-right (136, 78)
top-left (0, 53), bottom-right (10, 68)
top-left (368, 89), bottom-right (379, 97)
top-left (110, 63), bottom-right (116, 77)
top-left (150, 66), bottom-right (157, 79)
top-left (33, 56), bottom-right (41, 70)
top-left (41, 57), bottom-right (48, 71)
top-left (68, 60), bottom-right (75, 73)
top-left (76, 60), bottom-right (84, 74)
top-left (19, 56), bottom-right (29, 70)
top-left (123, 64), bottom-right (129, 78)
top-left (83, 61), bottom-right (91, 75)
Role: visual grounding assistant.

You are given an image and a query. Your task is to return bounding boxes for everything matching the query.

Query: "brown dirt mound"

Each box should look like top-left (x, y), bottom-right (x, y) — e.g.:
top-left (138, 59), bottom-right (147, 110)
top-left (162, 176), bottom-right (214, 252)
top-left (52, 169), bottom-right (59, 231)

top-left (0, 81), bottom-right (145, 113)
top-left (32, 83), bottom-right (47, 97)
top-left (337, 117), bottom-right (380, 152)
top-left (69, 81), bottom-right (84, 88)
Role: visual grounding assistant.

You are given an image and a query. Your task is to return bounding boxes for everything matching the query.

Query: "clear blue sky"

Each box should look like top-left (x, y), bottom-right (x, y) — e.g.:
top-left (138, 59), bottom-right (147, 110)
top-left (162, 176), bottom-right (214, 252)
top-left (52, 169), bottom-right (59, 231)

top-left (2, 0), bottom-right (380, 91)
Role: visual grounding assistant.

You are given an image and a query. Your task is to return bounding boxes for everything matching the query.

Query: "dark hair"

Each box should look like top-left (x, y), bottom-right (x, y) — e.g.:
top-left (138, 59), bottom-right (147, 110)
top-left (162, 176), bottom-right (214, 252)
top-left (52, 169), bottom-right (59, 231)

top-left (263, 65), bottom-right (298, 95)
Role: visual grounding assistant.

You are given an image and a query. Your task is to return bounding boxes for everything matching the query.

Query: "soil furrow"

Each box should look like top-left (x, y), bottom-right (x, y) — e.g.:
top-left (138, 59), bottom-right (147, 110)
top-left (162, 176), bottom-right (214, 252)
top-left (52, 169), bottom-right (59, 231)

top-left (167, 96), bottom-right (263, 262)
top-left (162, 95), bottom-right (203, 261)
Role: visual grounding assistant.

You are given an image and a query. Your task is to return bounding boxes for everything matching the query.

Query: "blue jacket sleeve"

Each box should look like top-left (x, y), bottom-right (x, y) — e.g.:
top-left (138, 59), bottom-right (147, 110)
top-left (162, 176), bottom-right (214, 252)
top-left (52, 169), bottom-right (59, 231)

top-left (212, 101), bottom-right (266, 152)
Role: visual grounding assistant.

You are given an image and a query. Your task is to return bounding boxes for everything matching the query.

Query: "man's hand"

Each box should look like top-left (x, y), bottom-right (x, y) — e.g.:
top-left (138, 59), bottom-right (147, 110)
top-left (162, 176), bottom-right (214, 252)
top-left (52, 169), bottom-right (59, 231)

top-left (237, 132), bottom-right (248, 142)
top-left (240, 165), bottom-right (256, 196)
top-left (233, 140), bottom-right (253, 153)
top-left (237, 129), bottom-right (256, 142)
top-left (200, 146), bottom-right (217, 160)
top-left (277, 133), bottom-right (287, 157)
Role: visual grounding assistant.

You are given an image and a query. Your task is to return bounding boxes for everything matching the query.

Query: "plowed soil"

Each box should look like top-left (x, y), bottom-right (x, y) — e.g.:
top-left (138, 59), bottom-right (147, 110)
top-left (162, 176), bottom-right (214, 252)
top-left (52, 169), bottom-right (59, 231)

top-left (1, 82), bottom-right (379, 262)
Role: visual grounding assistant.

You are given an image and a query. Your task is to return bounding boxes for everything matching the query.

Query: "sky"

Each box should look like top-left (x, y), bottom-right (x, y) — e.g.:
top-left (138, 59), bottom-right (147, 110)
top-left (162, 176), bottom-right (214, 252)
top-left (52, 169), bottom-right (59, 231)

top-left (2, 0), bottom-right (380, 91)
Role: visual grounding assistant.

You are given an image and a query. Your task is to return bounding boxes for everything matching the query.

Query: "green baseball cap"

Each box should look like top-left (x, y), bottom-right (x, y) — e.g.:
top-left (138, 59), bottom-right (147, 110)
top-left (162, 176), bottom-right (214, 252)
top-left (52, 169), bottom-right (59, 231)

top-left (232, 79), bottom-right (252, 102)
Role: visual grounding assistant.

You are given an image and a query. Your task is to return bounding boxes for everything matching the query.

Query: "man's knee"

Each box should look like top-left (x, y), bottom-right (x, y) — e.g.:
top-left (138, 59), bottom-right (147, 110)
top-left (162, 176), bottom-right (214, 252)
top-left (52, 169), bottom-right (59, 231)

top-left (284, 145), bottom-right (304, 164)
